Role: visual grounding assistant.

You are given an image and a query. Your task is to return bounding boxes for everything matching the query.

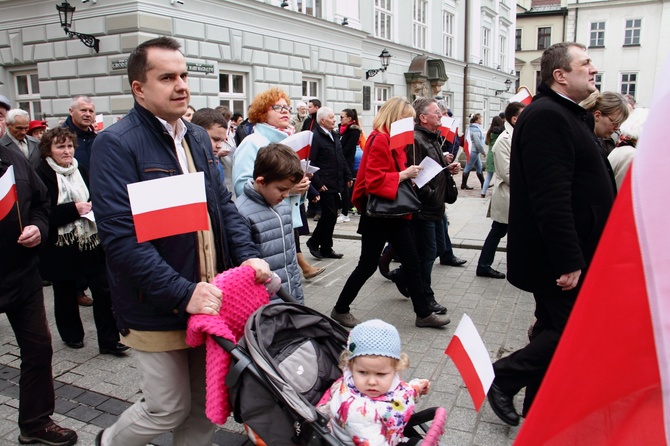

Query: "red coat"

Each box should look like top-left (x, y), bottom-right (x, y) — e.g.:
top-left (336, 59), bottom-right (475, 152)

top-left (351, 129), bottom-right (410, 219)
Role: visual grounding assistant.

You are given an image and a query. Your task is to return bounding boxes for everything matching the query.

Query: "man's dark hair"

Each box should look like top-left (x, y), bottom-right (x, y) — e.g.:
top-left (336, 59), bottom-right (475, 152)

top-left (540, 42), bottom-right (586, 86)
top-left (191, 108), bottom-right (227, 130)
top-left (309, 99), bottom-right (322, 109)
top-left (412, 97), bottom-right (436, 125)
top-left (504, 102), bottom-right (526, 125)
top-left (253, 143), bottom-right (303, 185)
top-left (128, 37), bottom-right (181, 85)
top-left (232, 112), bottom-right (243, 122)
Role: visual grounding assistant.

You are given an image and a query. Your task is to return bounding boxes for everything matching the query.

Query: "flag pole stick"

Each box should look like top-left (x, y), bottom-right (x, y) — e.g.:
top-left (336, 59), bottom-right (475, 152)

top-left (428, 353), bottom-right (449, 383)
top-left (15, 200), bottom-right (23, 232)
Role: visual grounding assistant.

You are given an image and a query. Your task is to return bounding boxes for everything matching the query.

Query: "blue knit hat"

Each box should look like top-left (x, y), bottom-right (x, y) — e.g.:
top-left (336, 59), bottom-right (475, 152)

top-left (347, 319), bottom-right (401, 360)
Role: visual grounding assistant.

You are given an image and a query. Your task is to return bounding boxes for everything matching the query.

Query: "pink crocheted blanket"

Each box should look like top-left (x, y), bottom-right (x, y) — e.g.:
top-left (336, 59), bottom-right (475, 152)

top-left (186, 266), bottom-right (269, 424)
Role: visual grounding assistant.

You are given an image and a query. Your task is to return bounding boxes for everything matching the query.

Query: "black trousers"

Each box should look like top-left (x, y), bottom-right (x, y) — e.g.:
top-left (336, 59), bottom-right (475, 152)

top-left (51, 268), bottom-right (119, 349)
top-left (334, 214), bottom-right (431, 318)
top-left (309, 192), bottom-right (339, 252)
top-left (1, 269), bottom-right (55, 434)
top-left (477, 221), bottom-right (508, 268)
top-left (492, 283), bottom-right (578, 415)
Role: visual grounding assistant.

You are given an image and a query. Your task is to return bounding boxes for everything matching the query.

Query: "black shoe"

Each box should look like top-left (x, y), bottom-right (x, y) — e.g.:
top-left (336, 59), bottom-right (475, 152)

top-left (321, 250), bottom-right (343, 259)
top-left (440, 256), bottom-right (467, 266)
top-left (487, 383), bottom-right (520, 426)
top-left (305, 239), bottom-right (322, 259)
top-left (388, 268), bottom-right (410, 298)
top-left (476, 266), bottom-right (506, 279)
top-left (99, 342), bottom-right (130, 356)
top-left (18, 422), bottom-right (77, 446)
top-left (65, 341), bottom-right (84, 349)
top-left (428, 300), bottom-right (447, 315)
top-left (95, 429), bottom-right (104, 446)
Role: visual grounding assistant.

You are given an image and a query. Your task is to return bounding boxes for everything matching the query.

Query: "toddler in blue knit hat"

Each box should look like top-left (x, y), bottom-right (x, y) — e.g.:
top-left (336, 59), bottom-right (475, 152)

top-left (317, 319), bottom-right (430, 445)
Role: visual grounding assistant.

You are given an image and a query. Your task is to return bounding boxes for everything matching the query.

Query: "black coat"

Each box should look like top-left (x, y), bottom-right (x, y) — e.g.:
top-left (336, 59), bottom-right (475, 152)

top-left (310, 125), bottom-right (352, 194)
top-left (0, 146), bottom-right (49, 301)
top-left (407, 125), bottom-right (449, 221)
top-left (507, 82), bottom-right (616, 292)
top-left (63, 116), bottom-right (97, 171)
top-left (339, 123), bottom-right (361, 174)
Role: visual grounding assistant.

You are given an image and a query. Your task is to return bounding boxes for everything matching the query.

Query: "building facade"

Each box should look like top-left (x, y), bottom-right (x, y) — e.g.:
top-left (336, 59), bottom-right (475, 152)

top-left (0, 0), bottom-right (517, 132)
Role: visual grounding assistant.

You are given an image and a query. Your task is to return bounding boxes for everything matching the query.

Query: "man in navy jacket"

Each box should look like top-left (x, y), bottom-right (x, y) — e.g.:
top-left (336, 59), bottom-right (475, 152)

top-left (90, 37), bottom-right (270, 446)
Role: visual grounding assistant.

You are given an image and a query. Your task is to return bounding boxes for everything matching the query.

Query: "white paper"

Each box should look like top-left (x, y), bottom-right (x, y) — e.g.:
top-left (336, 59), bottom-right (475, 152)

top-left (81, 210), bottom-right (95, 222)
top-left (300, 159), bottom-right (320, 174)
top-left (414, 156), bottom-right (446, 189)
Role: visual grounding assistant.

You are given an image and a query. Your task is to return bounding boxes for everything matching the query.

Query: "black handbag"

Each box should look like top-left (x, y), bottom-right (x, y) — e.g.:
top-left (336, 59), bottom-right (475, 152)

top-left (444, 172), bottom-right (458, 204)
top-left (366, 147), bottom-right (421, 218)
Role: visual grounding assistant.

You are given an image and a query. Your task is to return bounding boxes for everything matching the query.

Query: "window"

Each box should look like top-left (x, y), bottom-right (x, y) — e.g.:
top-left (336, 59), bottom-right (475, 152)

top-left (375, 0), bottom-right (392, 40)
top-left (442, 10), bottom-right (455, 58)
top-left (293, 0), bottom-right (322, 17)
top-left (535, 71), bottom-right (542, 89)
top-left (374, 86), bottom-right (391, 113)
top-left (624, 19), bottom-right (641, 46)
top-left (413, 0), bottom-right (427, 50)
top-left (499, 36), bottom-right (507, 71)
top-left (620, 73), bottom-right (637, 97)
top-left (482, 28), bottom-right (491, 66)
top-left (594, 73), bottom-right (603, 91)
top-left (515, 28), bottom-right (522, 51)
top-left (218, 72), bottom-right (246, 115)
top-left (537, 27), bottom-right (551, 50)
top-left (302, 78), bottom-right (319, 100)
top-left (590, 22), bottom-right (605, 47)
top-left (14, 71), bottom-right (42, 119)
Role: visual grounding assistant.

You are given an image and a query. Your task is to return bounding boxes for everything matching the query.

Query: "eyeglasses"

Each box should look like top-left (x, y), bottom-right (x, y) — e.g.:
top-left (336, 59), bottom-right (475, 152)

top-left (604, 114), bottom-right (623, 128)
top-left (270, 105), bottom-right (292, 113)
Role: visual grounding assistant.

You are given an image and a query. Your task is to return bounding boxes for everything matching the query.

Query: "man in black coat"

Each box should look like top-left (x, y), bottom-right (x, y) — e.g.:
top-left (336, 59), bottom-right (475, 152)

top-left (487, 42), bottom-right (616, 425)
top-left (0, 146), bottom-right (78, 445)
top-left (306, 106), bottom-right (351, 259)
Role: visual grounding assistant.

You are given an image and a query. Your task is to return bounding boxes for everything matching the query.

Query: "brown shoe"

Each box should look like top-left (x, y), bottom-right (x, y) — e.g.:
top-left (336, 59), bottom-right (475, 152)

top-left (330, 309), bottom-right (360, 328)
top-left (18, 422), bottom-right (77, 446)
top-left (415, 313), bottom-right (451, 328)
top-left (77, 293), bottom-right (93, 306)
top-left (303, 266), bottom-right (326, 280)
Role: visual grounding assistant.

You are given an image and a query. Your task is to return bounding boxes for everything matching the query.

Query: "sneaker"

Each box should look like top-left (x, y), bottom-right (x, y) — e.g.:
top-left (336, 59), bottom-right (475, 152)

top-left (330, 308), bottom-right (360, 328)
top-left (415, 313), bottom-right (451, 328)
top-left (19, 422), bottom-right (77, 446)
top-left (336, 215), bottom-right (350, 223)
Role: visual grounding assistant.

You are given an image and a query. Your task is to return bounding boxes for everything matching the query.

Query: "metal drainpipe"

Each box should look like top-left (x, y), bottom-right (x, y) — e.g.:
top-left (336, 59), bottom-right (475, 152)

top-left (462, 0), bottom-right (469, 125)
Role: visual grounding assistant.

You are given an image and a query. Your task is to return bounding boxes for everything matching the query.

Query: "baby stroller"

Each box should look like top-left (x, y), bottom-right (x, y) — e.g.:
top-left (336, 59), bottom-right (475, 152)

top-left (215, 288), bottom-right (446, 445)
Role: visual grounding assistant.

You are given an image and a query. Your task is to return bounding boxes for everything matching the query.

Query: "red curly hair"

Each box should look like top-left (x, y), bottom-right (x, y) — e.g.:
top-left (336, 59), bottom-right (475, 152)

top-left (248, 87), bottom-right (291, 124)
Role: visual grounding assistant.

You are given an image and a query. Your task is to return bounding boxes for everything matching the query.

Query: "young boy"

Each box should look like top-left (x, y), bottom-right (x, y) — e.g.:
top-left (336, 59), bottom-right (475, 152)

top-left (191, 107), bottom-right (231, 188)
top-left (235, 143), bottom-right (306, 303)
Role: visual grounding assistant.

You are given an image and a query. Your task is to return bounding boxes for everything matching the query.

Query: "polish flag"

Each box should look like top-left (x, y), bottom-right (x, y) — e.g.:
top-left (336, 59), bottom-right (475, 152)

top-left (463, 130), bottom-right (472, 164)
top-left (515, 54), bottom-right (670, 445)
top-left (127, 172), bottom-right (208, 243)
top-left (95, 114), bottom-right (104, 131)
top-left (445, 314), bottom-right (495, 411)
top-left (282, 131), bottom-right (313, 160)
top-left (0, 165), bottom-right (17, 221)
top-left (509, 88), bottom-right (532, 106)
top-left (390, 117), bottom-right (415, 150)
top-left (439, 116), bottom-right (456, 142)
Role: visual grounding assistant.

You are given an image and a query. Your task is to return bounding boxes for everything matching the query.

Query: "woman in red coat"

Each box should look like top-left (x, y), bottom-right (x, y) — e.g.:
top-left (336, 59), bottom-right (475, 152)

top-left (329, 97), bottom-right (451, 329)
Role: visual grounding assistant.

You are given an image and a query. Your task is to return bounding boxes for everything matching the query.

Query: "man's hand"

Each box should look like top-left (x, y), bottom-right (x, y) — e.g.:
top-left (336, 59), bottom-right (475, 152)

top-left (241, 258), bottom-right (272, 284)
top-left (17, 225), bottom-right (41, 248)
top-left (185, 282), bottom-right (223, 315)
top-left (447, 161), bottom-right (460, 175)
top-left (290, 175), bottom-right (310, 195)
top-left (444, 153), bottom-right (454, 163)
top-left (557, 270), bottom-right (581, 291)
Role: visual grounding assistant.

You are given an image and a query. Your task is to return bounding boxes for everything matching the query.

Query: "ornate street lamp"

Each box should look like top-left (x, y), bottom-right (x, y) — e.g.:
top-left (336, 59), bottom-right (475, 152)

top-left (56, 0), bottom-right (100, 53)
top-left (495, 79), bottom-right (513, 96)
top-left (365, 49), bottom-right (392, 80)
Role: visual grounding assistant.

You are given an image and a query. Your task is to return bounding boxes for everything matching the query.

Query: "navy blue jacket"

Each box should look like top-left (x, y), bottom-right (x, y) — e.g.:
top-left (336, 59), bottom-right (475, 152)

top-left (89, 103), bottom-right (259, 334)
top-left (63, 116), bottom-right (97, 171)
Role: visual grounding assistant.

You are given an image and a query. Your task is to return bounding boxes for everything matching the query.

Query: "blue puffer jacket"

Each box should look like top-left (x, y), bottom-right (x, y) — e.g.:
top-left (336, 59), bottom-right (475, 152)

top-left (89, 103), bottom-right (259, 334)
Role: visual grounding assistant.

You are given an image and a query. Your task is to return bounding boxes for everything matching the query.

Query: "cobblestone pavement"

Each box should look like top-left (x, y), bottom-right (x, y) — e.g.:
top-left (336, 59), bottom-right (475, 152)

top-left (0, 182), bottom-right (533, 445)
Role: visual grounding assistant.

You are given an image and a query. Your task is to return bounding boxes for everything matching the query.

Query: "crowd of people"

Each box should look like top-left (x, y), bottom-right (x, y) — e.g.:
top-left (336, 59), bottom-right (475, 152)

top-left (0, 36), bottom-right (648, 445)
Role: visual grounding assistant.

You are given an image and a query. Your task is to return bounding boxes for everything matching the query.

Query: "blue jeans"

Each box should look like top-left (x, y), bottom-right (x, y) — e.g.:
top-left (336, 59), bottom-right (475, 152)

top-left (438, 214), bottom-right (455, 262)
top-left (464, 152), bottom-right (483, 174)
top-left (481, 171), bottom-right (494, 195)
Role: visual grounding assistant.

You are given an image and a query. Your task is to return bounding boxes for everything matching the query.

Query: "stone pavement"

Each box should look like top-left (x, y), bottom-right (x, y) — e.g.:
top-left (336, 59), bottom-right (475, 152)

top-left (0, 180), bottom-right (534, 445)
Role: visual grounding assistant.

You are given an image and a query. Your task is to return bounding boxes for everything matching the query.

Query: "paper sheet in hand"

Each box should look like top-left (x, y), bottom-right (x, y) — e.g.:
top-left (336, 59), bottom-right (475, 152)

top-left (81, 210), bottom-right (95, 222)
top-left (300, 159), bottom-right (320, 174)
top-left (414, 156), bottom-right (446, 189)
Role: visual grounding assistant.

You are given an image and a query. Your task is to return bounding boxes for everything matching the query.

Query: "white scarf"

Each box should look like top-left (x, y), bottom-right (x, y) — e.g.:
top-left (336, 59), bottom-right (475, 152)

top-left (46, 157), bottom-right (99, 251)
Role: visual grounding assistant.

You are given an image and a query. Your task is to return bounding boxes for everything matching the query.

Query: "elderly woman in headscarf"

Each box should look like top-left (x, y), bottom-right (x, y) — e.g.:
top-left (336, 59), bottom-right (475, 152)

top-left (36, 127), bottom-right (127, 355)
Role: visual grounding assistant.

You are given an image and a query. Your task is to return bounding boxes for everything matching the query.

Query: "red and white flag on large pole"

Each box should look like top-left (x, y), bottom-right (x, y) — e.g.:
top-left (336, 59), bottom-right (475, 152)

top-left (509, 88), bottom-right (532, 106)
top-left (282, 131), bottom-right (313, 160)
top-left (445, 314), bottom-right (495, 411)
top-left (0, 165), bottom-right (17, 221)
top-left (515, 54), bottom-right (670, 446)
top-left (390, 117), bottom-right (414, 150)
top-left (463, 130), bottom-right (472, 164)
top-left (127, 172), bottom-right (209, 243)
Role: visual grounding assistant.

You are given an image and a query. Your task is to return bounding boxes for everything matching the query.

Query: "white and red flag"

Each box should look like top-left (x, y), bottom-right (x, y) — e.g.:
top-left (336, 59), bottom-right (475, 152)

top-left (282, 131), bottom-right (313, 160)
top-left (445, 314), bottom-right (494, 411)
top-left (515, 54), bottom-right (670, 446)
top-left (390, 117), bottom-right (414, 150)
top-left (439, 116), bottom-right (457, 142)
top-left (127, 172), bottom-right (208, 243)
top-left (95, 114), bottom-right (104, 131)
top-left (0, 165), bottom-right (17, 221)
top-left (462, 130), bottom-right (472, 164)
top-left (509, 88), bottom-right (532, 106)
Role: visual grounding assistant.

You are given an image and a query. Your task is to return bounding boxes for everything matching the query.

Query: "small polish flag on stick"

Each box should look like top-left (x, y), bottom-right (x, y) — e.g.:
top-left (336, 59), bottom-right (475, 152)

top-left (463, 130), bottom-right (472, 164)
top-left (127, 172), bottom-right (209, 243)
top-left (282, 131), bottom-right (313, 160)
top-left (445, 314), bottom-right (495, 411)
top-left (509, 87), bottom-right (532, 106)
top-left (0, 165), bottom-right (18, 222)
top-left (439, 116), bottom-right (456, 142)
top-left (390, 117), bottom-right (415, 150)
top-left (95, 114), bottom-right (104, 131)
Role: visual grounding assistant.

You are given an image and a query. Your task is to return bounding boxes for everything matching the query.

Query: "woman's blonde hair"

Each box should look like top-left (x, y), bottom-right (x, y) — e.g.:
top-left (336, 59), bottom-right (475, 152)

top-left (248, 87), bottom-right (290, 124)
top-left (372, 96), bottom-right (415, 134)
top-left (580, 91), bottom-right (630, 125)
top-left (339, 350), bottom-right (410, 372)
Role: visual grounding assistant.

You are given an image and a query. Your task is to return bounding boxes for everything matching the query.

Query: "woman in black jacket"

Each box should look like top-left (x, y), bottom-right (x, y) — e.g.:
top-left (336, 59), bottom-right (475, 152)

top-left (337, 108), bottom-right (361, 222)
top-left (36, 128), bottom-right (126, 355)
